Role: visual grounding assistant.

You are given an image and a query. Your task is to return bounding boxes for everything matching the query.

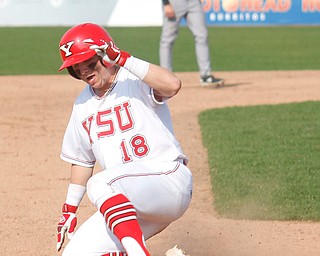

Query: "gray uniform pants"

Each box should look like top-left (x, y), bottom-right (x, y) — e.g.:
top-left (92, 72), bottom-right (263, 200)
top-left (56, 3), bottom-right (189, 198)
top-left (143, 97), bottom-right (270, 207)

top-left (159, 0), bottom-right (212, 77)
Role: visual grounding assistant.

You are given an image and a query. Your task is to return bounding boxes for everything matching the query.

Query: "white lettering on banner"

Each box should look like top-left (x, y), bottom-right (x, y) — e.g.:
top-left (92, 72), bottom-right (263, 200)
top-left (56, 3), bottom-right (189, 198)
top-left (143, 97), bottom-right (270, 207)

top-left (210, 12), bottom-right (266, 22)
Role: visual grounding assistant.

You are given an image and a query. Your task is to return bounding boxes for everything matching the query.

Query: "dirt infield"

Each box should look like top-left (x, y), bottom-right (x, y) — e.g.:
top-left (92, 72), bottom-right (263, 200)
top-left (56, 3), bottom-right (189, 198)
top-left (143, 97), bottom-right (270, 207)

top-left (1, 70), bottom-right (320, 256)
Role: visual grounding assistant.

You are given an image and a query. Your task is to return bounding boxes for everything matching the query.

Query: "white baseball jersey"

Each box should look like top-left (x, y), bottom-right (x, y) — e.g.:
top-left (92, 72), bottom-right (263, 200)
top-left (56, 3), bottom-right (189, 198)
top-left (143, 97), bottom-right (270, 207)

top-left (60, 67), bottom-right (193, 255)
top-left (60, 68), bottom-right (188, 170)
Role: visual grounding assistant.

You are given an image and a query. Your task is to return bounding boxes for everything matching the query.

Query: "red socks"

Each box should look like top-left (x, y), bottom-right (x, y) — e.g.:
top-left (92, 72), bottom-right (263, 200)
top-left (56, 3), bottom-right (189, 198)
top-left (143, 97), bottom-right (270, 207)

top-left (100, 194), bottom-right (150, 256)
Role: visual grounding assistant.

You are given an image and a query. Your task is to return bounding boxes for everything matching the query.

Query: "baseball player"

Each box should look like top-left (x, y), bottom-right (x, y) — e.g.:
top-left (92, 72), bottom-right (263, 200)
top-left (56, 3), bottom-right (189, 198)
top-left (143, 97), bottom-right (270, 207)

top-left (160, 0), bottom-right (224, 87)
top-left (56, 23), bottom-right (193, 256)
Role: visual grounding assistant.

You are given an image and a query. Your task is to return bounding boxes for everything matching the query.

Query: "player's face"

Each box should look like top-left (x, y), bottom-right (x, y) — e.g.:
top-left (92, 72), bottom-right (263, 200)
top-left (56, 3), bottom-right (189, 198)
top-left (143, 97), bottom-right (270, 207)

top-left (72, 55), bottom-right (114, 92)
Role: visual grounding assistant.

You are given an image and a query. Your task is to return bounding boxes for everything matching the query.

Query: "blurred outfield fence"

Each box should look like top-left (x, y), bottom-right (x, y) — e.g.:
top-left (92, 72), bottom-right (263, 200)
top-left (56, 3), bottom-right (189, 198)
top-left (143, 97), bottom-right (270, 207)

top-left (0, 0), bottom-right (319, 27)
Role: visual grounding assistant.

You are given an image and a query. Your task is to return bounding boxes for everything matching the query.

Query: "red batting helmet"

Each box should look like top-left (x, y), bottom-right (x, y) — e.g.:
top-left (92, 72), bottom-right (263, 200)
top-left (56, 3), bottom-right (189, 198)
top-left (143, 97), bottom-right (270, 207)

top-left (59, 23), bottom-right (114, 79)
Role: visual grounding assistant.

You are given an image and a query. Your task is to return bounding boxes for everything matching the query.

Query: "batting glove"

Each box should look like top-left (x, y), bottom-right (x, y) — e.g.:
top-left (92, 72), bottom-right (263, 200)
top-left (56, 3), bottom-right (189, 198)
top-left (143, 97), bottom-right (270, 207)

top-left (89, 41), bottom-right (131, 68)
top-left (56, 203), bottom-right (78, 251)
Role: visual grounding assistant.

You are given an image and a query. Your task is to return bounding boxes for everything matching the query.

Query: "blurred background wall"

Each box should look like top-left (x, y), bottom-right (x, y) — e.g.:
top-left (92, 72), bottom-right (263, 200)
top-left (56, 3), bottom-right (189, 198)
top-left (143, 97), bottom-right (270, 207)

top-left (0, 0), bottom-right (319, 27)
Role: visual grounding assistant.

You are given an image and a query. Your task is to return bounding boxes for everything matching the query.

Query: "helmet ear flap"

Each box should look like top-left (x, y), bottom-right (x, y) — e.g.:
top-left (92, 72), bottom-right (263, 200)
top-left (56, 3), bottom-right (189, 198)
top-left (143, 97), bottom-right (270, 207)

top-left (100, 58), bottom-right (106, 67)
top-left (67, 67), bottom-right (80, 80)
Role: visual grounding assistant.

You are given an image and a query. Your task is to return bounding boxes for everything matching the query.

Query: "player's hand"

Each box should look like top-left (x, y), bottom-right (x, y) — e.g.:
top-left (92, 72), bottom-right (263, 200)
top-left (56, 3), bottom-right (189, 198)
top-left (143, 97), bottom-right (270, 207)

top-left (89, 41), bottom-right (131, 68)
top-left (56, 203), bottom-right (78, 251)
top-left (164, 4), bottom-right (176, 19)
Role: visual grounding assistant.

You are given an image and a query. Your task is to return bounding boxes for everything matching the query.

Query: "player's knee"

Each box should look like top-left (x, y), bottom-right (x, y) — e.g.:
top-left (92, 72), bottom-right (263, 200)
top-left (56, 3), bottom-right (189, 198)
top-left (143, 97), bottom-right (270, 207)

top-left (61, 245), bottom-right (74, 256)
top-left (62, 240), bottom-right (86, 256)
top-left (87, 173), bottom-right (119, 208)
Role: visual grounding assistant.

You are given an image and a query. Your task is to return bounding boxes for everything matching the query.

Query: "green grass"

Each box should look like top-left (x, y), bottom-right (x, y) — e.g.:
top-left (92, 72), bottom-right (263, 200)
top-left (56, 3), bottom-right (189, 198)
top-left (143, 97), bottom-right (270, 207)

top-left (0, 26), bottom-right (319, 75)
top-left (210, 26), bottom-right (320, 71)
top-left (199, 101), bottom-right (320, 221)
top-left (1, 27), bottom-right (66, 75)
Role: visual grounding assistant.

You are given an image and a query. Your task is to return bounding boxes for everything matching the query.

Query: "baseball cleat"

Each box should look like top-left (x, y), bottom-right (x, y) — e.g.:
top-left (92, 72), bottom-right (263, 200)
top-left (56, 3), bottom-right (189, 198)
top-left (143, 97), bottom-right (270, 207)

top-left (200, 75), bottom-right (224, 87)
top-left (165, 245), bottom-right (188, 256)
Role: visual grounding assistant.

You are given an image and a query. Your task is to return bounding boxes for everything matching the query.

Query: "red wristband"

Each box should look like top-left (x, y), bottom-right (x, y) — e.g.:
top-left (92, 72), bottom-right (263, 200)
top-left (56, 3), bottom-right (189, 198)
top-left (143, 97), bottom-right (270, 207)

top-left (117, 51), bottom-right (131, 67)
top-left (62, 203), bottom-right (78, 213)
